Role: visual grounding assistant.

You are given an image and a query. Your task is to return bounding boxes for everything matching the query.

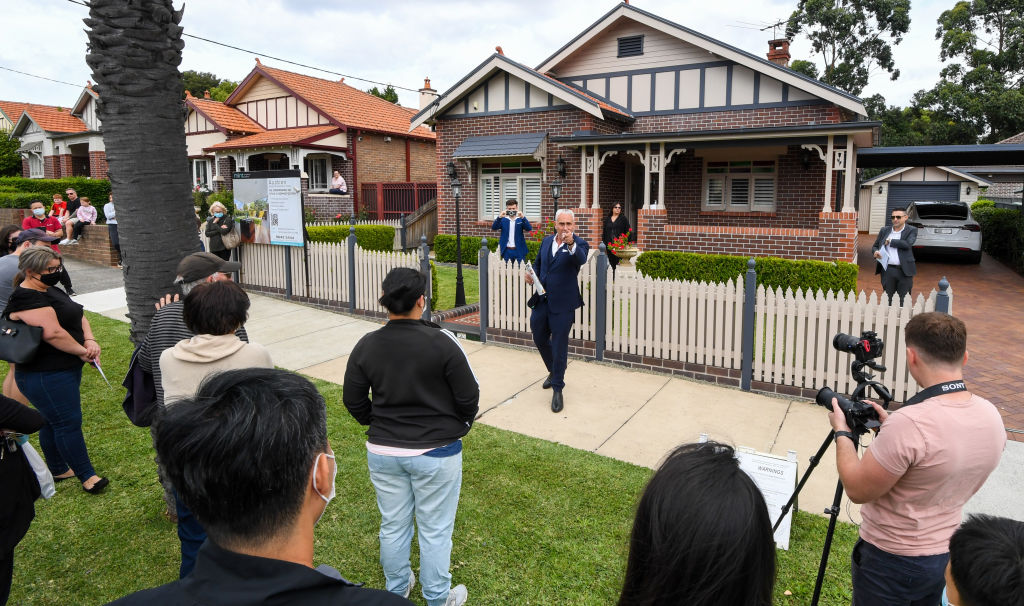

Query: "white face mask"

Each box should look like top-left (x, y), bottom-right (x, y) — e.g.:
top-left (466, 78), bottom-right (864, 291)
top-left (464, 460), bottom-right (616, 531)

top-left (312, 452), bottom-right (337, 523)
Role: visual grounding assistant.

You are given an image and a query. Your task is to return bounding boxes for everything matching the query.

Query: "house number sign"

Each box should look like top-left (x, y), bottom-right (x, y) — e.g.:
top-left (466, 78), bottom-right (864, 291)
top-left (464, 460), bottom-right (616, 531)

top-left (585, 156), bottom-right (595, 173)
top-left (832, 150), bottom-right (847, 170)
top-left (650, 155), bottom-right (660, 173)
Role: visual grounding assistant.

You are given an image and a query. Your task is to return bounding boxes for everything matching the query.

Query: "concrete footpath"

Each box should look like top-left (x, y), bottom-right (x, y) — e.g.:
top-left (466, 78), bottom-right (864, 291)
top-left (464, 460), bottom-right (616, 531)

top-left (66, 258), bottom-right (1023, 525)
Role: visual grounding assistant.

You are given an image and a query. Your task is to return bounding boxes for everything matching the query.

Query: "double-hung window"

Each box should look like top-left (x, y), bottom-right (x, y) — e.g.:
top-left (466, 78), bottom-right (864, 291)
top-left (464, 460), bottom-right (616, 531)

top-left (192, 159), bottom-right (209, 189)
top-left (704, 160), bottom-right (776, 212)
top-left (304, 156), bottom-right (329, 190)
top-left (478, 159), bottom-right (542, 219)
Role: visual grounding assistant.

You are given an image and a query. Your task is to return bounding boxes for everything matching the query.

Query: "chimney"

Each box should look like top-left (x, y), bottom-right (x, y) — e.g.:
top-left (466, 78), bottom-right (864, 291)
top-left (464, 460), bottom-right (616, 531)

top-left (419, 77), bottom-right (438, 110)
top-left (767, 39), bottom-right (790, 67)
top-left (495, 46), bottom-right (504, 56)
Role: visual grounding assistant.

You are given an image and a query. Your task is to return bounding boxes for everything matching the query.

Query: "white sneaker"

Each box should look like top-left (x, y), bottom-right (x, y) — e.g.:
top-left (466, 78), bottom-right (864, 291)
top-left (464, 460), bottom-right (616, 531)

top-left (58, 239), bottom-right (70, 245)
top-left (400, 570), bottom-right (416, 599)
top-left (444, 584), bottom-right (468, 606)
top-left (68, 239), bottom-right (78, 244)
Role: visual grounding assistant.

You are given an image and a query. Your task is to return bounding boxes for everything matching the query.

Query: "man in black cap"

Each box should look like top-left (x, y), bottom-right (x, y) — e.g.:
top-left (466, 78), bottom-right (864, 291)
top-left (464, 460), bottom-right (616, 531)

top-left (137, 252), bottom-right (247, 520)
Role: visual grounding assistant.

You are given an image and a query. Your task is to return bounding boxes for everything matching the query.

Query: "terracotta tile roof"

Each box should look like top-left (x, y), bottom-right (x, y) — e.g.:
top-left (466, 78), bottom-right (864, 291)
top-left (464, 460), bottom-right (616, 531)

top-left (999, 131), bottom-right (1024, 144)
top-left (0, 101), bottom-right (31, 127)
top-left (204, 125), bottom-right (338, 151)
top-left (256, 65), bottom-right (436, 140)
top-left (188, 96), bottom-right (264, 134)
top-left (21, 104), bottom-right (87, 133)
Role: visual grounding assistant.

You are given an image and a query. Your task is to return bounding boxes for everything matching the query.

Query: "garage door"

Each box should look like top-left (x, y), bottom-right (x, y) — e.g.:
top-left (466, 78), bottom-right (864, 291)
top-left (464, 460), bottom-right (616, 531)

top-left (886, 183), bottom-right (960, 225)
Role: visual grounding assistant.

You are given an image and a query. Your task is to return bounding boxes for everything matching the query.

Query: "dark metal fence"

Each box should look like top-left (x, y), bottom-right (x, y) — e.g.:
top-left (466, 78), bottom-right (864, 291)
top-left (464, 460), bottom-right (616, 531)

top-left (359, 182), bottom-right (437, 219)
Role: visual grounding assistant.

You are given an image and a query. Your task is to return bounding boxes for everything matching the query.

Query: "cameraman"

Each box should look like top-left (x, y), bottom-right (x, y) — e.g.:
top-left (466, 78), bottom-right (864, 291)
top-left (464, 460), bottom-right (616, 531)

top-left (827, 312), bottom-right (1005, 606)
top-left (490, 198), bottom-right (531, 263)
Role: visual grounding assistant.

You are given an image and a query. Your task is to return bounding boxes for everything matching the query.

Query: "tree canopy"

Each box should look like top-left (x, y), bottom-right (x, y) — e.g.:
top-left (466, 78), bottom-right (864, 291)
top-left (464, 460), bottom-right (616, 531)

top-left (0, 130), bottom-right (22, 177)
top-left (180, 70), bottom-right (238, 101)
top-left (367, 84), bottom-right (399, 104)
top-left (787, 0), bottom-right (911, 96)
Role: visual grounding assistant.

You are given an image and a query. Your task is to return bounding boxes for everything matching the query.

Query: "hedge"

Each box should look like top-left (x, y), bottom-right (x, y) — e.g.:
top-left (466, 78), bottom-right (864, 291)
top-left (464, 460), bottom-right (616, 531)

top-left (434, 234), bottom-right (541, 264)
top-left (0, 192), bottom-right (49, 209)
top-left (305, 224), bottom-right (395, 252)
top-left (973, 207), bottom-right (1024, 274)
top-left (0, 177), bottom-right (111, 203)
top-left (635, 251), bottom-right (858, 294)
top-left (430, 260), bottom-right (439, 307)
top-left (971, 199), bottom-right (995, 212)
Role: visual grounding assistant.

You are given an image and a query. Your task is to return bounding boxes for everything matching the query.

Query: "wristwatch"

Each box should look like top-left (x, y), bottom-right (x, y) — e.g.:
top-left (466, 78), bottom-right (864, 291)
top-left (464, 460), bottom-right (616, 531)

top-left (834, 430), bottom-right (856, 443)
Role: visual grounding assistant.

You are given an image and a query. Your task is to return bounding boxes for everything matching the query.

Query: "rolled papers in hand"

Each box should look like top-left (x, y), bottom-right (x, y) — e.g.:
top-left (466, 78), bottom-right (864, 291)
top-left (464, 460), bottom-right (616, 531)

top-left (525, 261), bottom-right (546, 295)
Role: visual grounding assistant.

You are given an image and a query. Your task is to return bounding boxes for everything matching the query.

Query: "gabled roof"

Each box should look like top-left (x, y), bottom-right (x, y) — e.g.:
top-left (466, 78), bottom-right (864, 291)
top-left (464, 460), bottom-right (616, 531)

top-left (535, 2), bottom-right (867, 117)
top-left (861, 166), bottom-right (991, 187)
top-left (0, 101), bottom-right (31, 128)
top-left (204, 125), bottom-right (340, 151)
top-left (410, 53), bottom-right (633, 131)
top-left (186, 93), bottom-right (264, 134)
top-left (227, 62), bottom-right (435, 141)
top-left (71, 85), bottom-right (98, 117)
top-left (999, 131), bottom-right (1024, 144)
top-left (12, 104), bottom-right (88, 135)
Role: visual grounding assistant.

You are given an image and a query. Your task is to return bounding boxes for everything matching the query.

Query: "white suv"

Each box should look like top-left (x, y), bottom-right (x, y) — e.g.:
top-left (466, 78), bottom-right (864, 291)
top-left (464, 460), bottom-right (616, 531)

top-left (905, 201), bottom-right (983, 264)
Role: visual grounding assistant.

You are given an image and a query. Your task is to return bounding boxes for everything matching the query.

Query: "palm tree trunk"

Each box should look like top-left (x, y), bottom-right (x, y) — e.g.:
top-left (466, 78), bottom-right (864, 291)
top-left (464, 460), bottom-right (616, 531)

top-left (85, 0), bottom-right (201, 344)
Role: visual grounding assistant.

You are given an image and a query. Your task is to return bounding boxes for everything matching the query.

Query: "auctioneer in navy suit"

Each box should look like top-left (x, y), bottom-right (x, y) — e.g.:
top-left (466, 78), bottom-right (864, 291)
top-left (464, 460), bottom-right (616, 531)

top-left (530, 233), bottom-right (589, 394)
top-left (491, 215), bottom-right (532, 262)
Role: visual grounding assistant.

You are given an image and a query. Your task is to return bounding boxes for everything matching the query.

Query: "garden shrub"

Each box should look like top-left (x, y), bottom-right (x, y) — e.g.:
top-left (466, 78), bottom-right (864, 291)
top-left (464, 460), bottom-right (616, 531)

top-left (973, 207), bottom-right (1024, 274)
top-left (0, 192), bottom-right (50, 209)
top-left (305, 224), bottom-right (395, 252)
top-left (635, 250), bottom-right (858, 294)
top-left (971, 199), bottom-right (995, 211)
top-left (430, 260), bottom-right (439, 308)
top-left (0, 177), bottom-right (111, 202)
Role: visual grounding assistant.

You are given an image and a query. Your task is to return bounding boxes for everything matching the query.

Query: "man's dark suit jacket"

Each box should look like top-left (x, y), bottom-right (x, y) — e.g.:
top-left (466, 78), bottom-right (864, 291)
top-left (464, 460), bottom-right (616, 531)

top-left (106, 541), bottom-right (411, 606)
top-left (533, 233), bottom-right (589, 312)
top-left (872, 224), bottom-right (918, 276)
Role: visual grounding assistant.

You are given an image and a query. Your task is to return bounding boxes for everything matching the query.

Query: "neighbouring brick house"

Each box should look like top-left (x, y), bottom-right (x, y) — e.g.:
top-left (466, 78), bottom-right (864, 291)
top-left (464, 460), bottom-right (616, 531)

top-left (6, 85), bottom-right (108, 179)
top-left (412, 3), bottom-right (879, 262)
top-left (184, 60), bottom-right (437, 219)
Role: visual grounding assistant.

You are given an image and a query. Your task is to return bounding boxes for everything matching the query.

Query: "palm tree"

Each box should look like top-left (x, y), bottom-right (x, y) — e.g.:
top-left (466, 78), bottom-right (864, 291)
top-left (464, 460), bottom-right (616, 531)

top-left (85, 0), bottom-right (201, 343)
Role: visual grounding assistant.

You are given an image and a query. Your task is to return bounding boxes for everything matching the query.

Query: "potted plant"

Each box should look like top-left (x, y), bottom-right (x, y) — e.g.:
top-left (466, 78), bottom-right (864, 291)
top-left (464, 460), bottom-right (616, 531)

top-left (607, 229), bottom-right (639, 264)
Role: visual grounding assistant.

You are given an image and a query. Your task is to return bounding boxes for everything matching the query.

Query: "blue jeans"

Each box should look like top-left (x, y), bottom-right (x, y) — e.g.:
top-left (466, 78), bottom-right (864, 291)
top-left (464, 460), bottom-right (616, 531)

top-left (16, 366), bottom-right (96, 481)
top-left (367, 450), bottom-right (463, 606)
top-left (174, 489), bottom-right (206, 578)
top-left (850, 538), bottom-right (948, 606)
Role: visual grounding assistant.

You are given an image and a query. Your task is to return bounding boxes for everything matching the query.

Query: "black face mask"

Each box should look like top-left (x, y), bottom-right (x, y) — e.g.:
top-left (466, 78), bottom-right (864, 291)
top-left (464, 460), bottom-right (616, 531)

top-left (40, 271), bottom-right (63, 287)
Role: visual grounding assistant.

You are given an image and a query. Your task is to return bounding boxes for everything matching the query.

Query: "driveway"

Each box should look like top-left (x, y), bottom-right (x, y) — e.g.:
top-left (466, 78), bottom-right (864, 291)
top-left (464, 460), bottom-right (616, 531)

top-left (856, 239), bottom-right (1024, 440)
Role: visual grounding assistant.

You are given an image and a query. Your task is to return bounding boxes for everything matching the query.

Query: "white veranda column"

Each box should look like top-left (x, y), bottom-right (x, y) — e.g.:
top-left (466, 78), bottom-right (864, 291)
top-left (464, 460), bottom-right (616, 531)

top-left (655, 142), bottom-right (665, 210)
top-left (842, 137), bottom-right (855, 212)
top-left (579, 146), bottom-right (588, 209)
top-left (822, 135), bottom-right (834, 212)
top-left (643, 142), bottom-right (651, 209)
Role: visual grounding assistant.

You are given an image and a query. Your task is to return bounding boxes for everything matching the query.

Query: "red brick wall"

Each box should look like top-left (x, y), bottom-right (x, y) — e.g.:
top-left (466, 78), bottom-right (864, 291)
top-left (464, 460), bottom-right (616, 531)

top-left (59, 154), bottom-right (73, 177)
top-left (596, 154), bottom-right (626, 225)
top-left (89, 151), bottom-right (108, 179)
top-left (21, 158), bottom-right (29, 178)
top-left (216, 156), bottom-right (236, 192)
top-left (356, 132), bottom-right (435, 184)
top-left (71, 156), bottom-right (89, 177)
top-left (409, 139), bottom-right (435, 182)
top-left (55, 224), bottom-right (120, 267)
top-left (630, 104), bottom-right (844, 134)
top-left (44, 155), bottom-right (60, 178)
top-left (637, 208), bottom-right (857, 262)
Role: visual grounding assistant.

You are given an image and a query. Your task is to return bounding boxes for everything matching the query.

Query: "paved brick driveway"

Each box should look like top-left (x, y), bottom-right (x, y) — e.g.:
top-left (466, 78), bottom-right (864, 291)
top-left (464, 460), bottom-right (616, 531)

top-left (856, 240), bottom-right (1024, 440)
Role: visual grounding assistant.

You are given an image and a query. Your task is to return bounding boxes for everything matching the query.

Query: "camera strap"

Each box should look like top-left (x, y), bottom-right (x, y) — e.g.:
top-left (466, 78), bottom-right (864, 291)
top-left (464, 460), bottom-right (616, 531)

top-left (903, 380), bottom-right (968, 407)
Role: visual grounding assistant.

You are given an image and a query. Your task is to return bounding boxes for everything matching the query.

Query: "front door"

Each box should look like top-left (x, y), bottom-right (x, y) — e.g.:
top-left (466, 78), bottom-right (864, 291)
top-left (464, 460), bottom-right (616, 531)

top-left (627, 163), bottom-right (644, 233)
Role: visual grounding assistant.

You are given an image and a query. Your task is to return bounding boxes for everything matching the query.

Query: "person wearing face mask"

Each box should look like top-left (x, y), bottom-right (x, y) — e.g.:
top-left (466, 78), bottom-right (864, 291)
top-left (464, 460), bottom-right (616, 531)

top-left (4, 247), bottom-right (108, 494)
top-left (106, 368), bottom-right (412, 606)
top-left (204, 202), bottom-right (234, 262)
top-left (21, 201), bottom-right (63, 251)
top-left (344, 268), bottom-right (479, 606)
top-left (158, 280), bottom-right (272, 578)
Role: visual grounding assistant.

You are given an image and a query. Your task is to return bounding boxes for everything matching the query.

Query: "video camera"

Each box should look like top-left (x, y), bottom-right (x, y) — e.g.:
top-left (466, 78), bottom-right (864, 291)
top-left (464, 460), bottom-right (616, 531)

top-left (814, 330), bottom-right (890, 434)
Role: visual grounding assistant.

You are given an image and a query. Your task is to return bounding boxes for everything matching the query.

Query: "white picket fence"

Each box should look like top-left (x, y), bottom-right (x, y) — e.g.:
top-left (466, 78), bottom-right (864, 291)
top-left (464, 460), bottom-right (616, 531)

top-left (485, 252), bottom-right (951, 401)
top-left (353, 246), bottom-right (420, 309)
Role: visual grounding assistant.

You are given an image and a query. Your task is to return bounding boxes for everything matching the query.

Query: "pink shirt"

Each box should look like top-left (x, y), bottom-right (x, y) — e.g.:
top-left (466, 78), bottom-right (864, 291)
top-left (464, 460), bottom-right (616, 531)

top-left (860, 393), bottom-right (1005, 556)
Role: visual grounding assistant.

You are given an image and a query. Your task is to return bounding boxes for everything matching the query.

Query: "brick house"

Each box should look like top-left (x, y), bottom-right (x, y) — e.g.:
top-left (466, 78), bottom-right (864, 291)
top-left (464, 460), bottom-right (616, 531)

top-left (412, 3), bottom-right (878, 262)
top-left (6, 85), bottom-right (107, 179)
top-left (185, 60), bottom-right (436, 218)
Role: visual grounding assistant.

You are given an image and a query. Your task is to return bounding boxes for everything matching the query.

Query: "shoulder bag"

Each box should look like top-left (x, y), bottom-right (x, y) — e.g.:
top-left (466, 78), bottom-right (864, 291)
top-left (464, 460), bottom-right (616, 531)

top-left (121, 345), bottom-right (157, 427)
top-left (221, 222), bottom-right (241, 249)
top-left (0, 313), bottom-right (42, 364)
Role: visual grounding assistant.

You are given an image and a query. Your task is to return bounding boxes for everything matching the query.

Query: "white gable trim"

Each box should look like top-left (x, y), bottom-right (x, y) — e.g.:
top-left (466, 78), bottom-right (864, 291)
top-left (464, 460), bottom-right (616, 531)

top-left (410, 55), bottom-right (604, 131)
top-left (861, 166), bottom-right (991, 187)
top-left (72, 87), bottom-right (98, 116)
top-left (537, 5), bottom-right (866, 117)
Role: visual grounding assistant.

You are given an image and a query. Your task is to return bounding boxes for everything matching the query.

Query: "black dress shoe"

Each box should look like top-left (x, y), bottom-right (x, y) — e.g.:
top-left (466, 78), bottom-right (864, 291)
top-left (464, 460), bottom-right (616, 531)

top-left (542, 374), bottom-right (553, 389)
top-left (82, 477), bottom-right (109, 494)
top-left (551, 391), bottom-right (563, 413)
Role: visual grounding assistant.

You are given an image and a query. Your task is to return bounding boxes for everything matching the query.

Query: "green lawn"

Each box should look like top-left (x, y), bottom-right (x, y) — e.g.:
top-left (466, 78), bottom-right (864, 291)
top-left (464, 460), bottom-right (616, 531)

top-left (433, 265), bottom-right (480, 311)
top-left (7, 313), bottom-right (858, 605)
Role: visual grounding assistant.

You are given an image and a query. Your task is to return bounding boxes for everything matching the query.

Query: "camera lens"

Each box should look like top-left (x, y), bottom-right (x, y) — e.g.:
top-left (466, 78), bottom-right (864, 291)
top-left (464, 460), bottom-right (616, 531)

top-left (833, 333), bottom-right (861, 352)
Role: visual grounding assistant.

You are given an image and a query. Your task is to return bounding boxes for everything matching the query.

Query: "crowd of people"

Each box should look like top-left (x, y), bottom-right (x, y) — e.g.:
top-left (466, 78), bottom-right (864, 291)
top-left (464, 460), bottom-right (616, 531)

top-left (0, 200), bottom-right (1021, 606)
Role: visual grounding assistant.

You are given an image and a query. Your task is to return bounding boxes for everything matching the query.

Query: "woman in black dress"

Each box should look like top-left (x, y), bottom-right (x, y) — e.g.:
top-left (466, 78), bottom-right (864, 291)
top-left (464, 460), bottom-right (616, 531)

top-left (602, 202), bottom-right (632, 269)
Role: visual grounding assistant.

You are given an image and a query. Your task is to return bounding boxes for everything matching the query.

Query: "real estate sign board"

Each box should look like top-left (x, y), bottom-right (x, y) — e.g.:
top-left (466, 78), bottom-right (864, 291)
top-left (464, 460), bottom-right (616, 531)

top-left (232, 170), bottom-right (304, 246)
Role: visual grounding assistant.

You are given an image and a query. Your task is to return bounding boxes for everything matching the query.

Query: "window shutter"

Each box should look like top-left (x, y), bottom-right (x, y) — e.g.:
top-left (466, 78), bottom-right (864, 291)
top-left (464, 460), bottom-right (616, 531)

top-left (522, 177), bottom-right (541, 218)
top-left (502, 178), bottom-right (519, 208)
top-left (618, 35), bottom-right (644, 58)
top-left (481, 176), bottom-right (501, 218)
top-left (730, 178), bottom-right (750, 207)
top-left (753, 178), bottom-right (775, 210)
top-left (706, 176), bottom-right (725, 209)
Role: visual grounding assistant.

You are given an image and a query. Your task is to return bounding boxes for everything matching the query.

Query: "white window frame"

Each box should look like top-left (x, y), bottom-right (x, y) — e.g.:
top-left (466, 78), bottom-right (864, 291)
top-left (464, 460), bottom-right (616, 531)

top-left (28, 153), bottom-right (43, 178)
top-left (192, 159), bottom-right (210, 189)
top-left (304, 155), bottom-right (329, 191)
top-left (477, 158), bottom-right (543, 221)
top-left (702, 159), bottom-right (777, 212)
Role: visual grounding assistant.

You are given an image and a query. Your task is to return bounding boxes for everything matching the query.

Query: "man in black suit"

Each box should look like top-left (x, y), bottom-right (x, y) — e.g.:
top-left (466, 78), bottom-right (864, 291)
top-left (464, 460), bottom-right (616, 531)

top-left (872, 208), bottom-right (917, 304)
top-left (525, 209), bottom-right (589, 413)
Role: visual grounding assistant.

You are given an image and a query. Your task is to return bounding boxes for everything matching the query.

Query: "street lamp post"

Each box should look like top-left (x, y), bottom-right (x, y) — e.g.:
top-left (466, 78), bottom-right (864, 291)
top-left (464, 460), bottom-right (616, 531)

top-left (447, 161), bottom-right (467, 307)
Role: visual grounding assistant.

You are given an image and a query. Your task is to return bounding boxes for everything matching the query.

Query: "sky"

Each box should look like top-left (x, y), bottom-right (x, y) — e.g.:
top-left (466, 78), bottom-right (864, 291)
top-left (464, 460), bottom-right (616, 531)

top-left (1, 0), bottom-right (956, 114)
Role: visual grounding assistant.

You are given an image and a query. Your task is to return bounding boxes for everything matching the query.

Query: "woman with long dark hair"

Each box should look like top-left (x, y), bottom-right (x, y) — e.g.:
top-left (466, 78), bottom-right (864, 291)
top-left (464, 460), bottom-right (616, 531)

top-left (602, 202), bottom-right (631, 269)
top-left (618, 441), bottom-right (776, 606)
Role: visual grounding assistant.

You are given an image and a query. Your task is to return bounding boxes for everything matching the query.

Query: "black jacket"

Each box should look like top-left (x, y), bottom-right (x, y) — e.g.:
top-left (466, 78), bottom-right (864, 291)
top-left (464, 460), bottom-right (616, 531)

top-left (343, 319), bottom-right (479, 448)
top-left (872, 224), bottom-right (918, 276)
top-left (0, 395), bottom-right (45, 554)
top-left (107, 541), bottom-right (411, 605)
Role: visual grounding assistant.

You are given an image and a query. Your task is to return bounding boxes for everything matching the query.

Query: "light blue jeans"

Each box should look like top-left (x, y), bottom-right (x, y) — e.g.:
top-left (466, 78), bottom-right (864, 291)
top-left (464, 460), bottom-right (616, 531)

top-left (367, 450), bottom-right (462, 606)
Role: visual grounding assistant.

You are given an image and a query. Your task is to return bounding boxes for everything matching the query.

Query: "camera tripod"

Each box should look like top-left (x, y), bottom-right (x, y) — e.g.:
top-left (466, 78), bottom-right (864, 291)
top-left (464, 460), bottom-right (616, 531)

top-left (772, 360), bottom-right (893, 606)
